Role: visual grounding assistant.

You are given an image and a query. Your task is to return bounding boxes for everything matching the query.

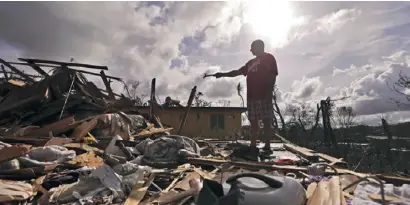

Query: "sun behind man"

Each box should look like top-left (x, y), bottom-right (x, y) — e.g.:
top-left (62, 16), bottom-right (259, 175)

top-left (213, 39), bottom-right (278, 159)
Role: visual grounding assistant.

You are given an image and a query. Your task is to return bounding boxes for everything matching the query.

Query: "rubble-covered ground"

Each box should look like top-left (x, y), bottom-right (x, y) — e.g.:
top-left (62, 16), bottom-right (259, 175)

top-left (0, 58), bottom-right (409, 205)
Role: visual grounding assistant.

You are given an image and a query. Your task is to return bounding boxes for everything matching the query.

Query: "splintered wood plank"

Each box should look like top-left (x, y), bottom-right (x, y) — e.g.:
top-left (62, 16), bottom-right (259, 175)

top-left (124, 173), bottom-right (156, 205)
top-left (100, 70), bottom-right (115, 99)
top-left (7, 79), bottom-right (25, 87)
top-left (327, 176), bottom-right (341, 205)
top-left (135, 127), bottom-right (173, 137)
top-left (307, 180), bottom-right (329, 205)
top-left (174, 172), bottom-right (201, 191)
top-left (0, 145), bottom-right (31, 163)
top-left (193, 167), bottom-right (216, 179)
top-left (25, 116), bottom-right (76, 137)
top-left (1, 64), bottom-right (8, 80)
top-left (0, 58), bottom-right (35, 83)
top-left (306, 182), bottom-right (317, 199)
top-left (44, 137), bottom-right (73, 146)
top-left (18, 58), bottom-right (109, 70)
top-left (187, 157), bottom-right (355, 176)
top-left (283, 143), bottom-right (319, 161)
top-left (70, 118), bottom-right (98, 142)
top-left (26, 61), bottom-right (49, 77)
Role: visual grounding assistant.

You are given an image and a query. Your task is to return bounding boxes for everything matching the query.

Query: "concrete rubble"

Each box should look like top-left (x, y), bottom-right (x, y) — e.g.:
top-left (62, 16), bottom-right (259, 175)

top-left (0, 58), bottom-right (409, 205)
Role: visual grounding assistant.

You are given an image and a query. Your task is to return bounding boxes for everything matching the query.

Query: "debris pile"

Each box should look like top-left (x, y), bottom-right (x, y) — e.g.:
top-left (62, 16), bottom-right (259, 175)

top-left (0, 58), bottom-right (409, 205)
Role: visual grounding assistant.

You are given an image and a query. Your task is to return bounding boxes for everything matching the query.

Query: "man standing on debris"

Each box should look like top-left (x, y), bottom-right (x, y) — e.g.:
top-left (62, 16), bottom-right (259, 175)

top-left (213, 39), bottom-right (278, 159)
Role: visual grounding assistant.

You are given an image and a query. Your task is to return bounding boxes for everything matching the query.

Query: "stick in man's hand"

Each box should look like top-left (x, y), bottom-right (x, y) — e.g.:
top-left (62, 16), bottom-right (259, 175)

top-left (203, 73), bottom-right (215, 78)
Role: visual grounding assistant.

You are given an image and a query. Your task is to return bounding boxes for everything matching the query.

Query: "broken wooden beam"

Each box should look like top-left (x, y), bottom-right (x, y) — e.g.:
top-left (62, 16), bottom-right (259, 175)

top-left (8, 62), bottom-right (122, 80)
top-left (124, 173), bottom-right (156, 205)
top-left (0, 145), bottom-right (31, 163)
top-left (26, 61), bottom-right (49, 77)
top-left (70, 118), bottom-right (98, 142)
top-left (376, 174), bottom-right (410, 186)
top-left (72, 68), bottom-right (121, 80)
top-left (284, 143), bottom-right (319, 162)
top-left (1, 64), bottom-right (8, 81)
top-left (177, 86), bottom-right (197, 135)
top-left (149, 78), bottom-right (156, 120)
top-left (0, 94), bottom-right (44, 116)
top-left (99, 89), bottom-right (123, 97)
top-left (18, 58), bottom-right (108, 70)
top-left (100, 70), bottom-right (115, 99)
top-left (0, 71), bottom-right (41, 78)
top-left (187, 157), bottom-right (353, 176)
top-left (277, 133), bottom-right (348, 168)
top-left (0, 58), bottom-right (35, 83)
top-left (25, 116), bottom-right (76, 137)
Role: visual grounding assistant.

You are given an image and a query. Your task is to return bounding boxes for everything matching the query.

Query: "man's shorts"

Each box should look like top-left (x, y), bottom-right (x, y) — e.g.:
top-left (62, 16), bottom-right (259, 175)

top-left (247, 98), bottom-right (274, 122)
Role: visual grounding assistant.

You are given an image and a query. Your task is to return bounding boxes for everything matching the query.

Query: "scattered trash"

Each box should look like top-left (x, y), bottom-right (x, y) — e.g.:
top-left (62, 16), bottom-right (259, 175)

top-left (0, 57), bottom-right (409, 205)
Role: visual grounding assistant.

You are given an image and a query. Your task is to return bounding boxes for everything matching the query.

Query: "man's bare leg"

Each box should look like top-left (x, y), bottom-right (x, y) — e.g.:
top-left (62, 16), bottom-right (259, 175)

top-left (262, 118), bottom-right (273, 149)
top-left (249, 120), bottom-right (259, 148)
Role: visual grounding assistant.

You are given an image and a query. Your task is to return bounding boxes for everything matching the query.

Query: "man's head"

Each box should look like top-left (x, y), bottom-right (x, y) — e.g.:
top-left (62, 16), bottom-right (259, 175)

top-left (250, 39), bottom-right (265, 56)
top-left (165, 96), bottom-right (171, 104)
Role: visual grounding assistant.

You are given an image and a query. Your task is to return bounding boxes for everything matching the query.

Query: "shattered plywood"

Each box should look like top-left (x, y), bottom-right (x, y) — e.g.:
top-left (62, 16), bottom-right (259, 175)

top-left (124, 173), bottom-right (156, 205)
top-left (136, 127), bottom-right (173, 137)
top-left (25, 116), bottom-right (76, 137)
top-left (70, 118), bottom-right (98, 142)
top-left (0, 145), bottom-right (31, 163)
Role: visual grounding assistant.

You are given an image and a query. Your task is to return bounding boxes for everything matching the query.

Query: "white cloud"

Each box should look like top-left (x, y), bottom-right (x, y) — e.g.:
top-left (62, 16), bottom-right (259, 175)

top-left (290, 76), bottom-right (323, 99)
top-left (328, 50), bottom-right (410, 116)
top-left (316, 8), bottom-right (362, 34)
top-left (1, 1), bottom-right (410, 125)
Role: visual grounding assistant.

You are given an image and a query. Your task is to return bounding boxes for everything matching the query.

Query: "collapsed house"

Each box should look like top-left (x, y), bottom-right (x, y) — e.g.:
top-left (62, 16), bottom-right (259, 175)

top-left (0, 58), bottom-right (409, 205)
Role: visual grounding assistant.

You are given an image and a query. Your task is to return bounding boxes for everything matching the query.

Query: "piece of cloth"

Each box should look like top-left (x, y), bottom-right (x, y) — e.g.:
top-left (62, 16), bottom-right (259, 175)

top-left (240, 52), bottom-right (278, 100)
top-left (43, 172), bottom-right (81, 190)
top-left (137, 135), bottom-right (200, 166)
top-left (247, 98), bottom-right (274, 121)
top-left (307, 175), bottom-right (330, 183)
top-left (351, 181), bottom-right (410, 205)
top-left (274, 158), bottom-right (296, 165)
top-left (95, 113), bottom-right (147, 140)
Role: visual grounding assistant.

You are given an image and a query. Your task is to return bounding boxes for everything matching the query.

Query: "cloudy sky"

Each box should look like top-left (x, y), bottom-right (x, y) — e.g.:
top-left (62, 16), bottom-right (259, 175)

top-left (1, 1), bottom-right (410, 126)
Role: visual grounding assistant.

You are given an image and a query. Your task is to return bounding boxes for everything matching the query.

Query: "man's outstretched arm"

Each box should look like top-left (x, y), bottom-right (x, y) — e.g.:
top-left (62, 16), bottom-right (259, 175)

top-left (214, 69), bottom-right (243, 78)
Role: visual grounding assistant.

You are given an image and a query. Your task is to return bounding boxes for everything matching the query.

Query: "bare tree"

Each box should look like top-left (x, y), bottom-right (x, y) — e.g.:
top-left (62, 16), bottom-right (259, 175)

top-left (217, 100), bottom-right (231, 107)
top-left (388, 71), bottom-right (410, 108)
top-left (334, 106), bottom-right (356, 129)
top-left (299, 103), bottom-right (321, 137)
top-left (285, 102), bottom-right (321, 143)
top-left (237, 82), bottom-right (245, 107)
top-left (193, 92), bottom-right (212, 107)
top-left (333, 105), bottom-right (356, 158)
top-left (122, 80), bottom-right (146, 106)
top-left (273, 85), bottom-right (286, 132)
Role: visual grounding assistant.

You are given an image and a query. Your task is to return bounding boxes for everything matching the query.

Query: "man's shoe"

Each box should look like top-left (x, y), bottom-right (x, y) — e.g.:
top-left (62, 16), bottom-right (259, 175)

top-left (231, 145), bottom-right (260, 162)
top-left (261, 146), bottom-right (273, 156)
top-left (242, 146), bottom-right (260, 162)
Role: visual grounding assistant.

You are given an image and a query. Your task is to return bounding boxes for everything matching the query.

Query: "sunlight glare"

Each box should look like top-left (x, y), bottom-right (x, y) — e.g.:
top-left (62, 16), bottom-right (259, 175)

top-left (242, 0), bottom-right (300, 47)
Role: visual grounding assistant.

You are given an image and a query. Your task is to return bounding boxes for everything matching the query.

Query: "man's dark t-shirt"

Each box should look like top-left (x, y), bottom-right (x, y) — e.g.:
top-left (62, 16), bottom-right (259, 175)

top-left (239, 53), bottom-right (278, 100)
